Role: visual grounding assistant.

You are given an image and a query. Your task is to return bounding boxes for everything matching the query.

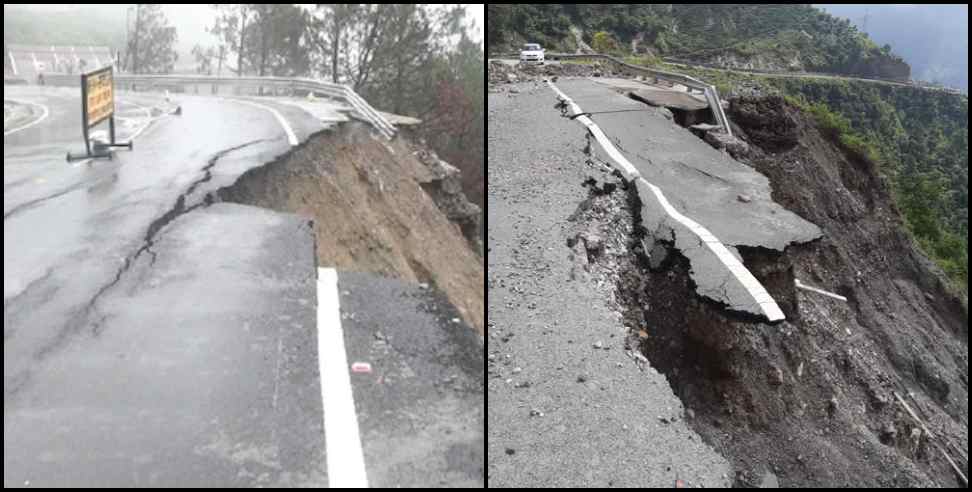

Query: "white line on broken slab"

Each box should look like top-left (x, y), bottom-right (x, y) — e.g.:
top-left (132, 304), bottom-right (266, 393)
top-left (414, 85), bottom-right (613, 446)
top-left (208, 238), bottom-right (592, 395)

top-left (795, 278), bottom-right (848, 302)
top-left (225, 98), bottom-right (299, 146)
top-left (548, 80), bottom-right (786, 322)
top-left (317, 268), bottom-right (369, 488)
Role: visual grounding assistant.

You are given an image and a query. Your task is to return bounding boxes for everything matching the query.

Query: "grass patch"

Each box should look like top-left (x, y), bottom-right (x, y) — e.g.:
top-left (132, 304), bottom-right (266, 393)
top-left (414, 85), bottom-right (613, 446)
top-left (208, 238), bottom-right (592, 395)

top-left (622, 54), bottom-right (661, 68)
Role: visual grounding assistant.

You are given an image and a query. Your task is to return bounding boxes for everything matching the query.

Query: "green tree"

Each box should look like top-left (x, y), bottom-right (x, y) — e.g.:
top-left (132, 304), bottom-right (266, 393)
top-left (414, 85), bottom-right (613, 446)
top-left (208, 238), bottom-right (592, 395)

top-left (591, 31), bottom-right (619, 53)
top-left (209, 4), bottom-right (252, 76)
top-left (899, 171), bottom-right (948, 242)
top-left (126, 4), bottom-right (178, 74)
top-left (309, 4), bottom-right (362, 83)
top-left (191, 44), bottom-right (217, 75)
top-left (241, 4), bottom-right (310, 77)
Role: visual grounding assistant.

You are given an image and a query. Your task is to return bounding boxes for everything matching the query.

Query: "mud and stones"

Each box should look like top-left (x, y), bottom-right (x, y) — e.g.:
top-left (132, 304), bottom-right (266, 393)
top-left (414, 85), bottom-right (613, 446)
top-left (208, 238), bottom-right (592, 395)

top-left (218, 123), bottom-right (484, 334)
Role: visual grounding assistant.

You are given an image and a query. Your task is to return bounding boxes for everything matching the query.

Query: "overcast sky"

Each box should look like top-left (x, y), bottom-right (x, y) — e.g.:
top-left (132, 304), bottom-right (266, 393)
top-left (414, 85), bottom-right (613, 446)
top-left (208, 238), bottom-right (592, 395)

top-left (816, 4), bottom-right (968, 90)
top-left (21, 4), bottom-right (484, 50)
top-left (170, 4), bottom-right (487, 53)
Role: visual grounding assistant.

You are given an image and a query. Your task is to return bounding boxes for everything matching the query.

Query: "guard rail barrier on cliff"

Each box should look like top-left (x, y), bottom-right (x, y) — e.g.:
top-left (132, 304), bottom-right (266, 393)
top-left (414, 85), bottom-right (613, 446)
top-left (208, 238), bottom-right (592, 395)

top-left (497, 52), bottom-right (733, 137)
top-left (39, 72), bottom-right (397, 139)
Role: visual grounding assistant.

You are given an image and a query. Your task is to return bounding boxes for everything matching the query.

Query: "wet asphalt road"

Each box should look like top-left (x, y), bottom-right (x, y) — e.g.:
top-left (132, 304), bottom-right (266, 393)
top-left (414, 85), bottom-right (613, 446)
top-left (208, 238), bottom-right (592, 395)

top-left (488, 83), bottom-right (732, 487)
top-left (5, 204), bottom-right (325, 487)
top-left (4, 85), bottom-right (483, 487)
top-left (339, 272), bottom-right (484, 487)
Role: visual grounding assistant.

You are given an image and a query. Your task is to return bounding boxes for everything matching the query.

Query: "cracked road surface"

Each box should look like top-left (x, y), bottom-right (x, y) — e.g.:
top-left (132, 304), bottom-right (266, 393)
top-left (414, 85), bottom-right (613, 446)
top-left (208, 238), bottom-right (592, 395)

top-left (4, 86), bottom-right (483, 487)
top-left (488, 83), bottom-right (731, 487)
top-left (554, 78), bottom-right (822, 316)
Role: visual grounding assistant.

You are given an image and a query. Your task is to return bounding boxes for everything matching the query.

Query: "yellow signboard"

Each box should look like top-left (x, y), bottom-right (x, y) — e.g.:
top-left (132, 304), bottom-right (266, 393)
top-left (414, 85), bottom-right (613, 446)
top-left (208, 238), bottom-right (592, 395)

top-left (84, 66), bottom-right (114, 127)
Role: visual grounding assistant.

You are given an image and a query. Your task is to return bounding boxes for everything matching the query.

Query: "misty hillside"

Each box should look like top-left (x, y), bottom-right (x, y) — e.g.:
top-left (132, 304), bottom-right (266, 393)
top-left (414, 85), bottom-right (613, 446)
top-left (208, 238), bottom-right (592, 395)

top-left (817, 4), bottom-right (969, 92)
top-left (3, 4), bottom-right (127, 48)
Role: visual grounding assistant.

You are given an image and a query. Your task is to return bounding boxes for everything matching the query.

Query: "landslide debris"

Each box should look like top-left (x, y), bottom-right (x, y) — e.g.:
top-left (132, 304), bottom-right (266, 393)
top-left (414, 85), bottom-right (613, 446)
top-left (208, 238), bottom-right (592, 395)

top-left (488, 59), bottom-right (624, 87)
top-left (578, 94), bottom-right (967, 487)
top-left (218, 123), bottom-right (484, 335)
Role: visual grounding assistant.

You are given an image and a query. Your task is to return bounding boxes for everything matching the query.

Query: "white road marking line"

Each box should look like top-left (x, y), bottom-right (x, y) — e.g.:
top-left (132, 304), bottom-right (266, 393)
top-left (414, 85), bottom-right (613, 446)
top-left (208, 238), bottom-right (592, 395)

top-left (3, 100), bottom-right (50, 137)
top-left (70, 100), bottom-right (155, 167)
top-left (9, 50), bottom-right (19, 75)
top-left (123, 101), bottom-right (157, 141)
top-left (549, 80), bottom-right (786, 322)
top-left (644, 180), bottom-right (785, 321)
top-left (117, 100), bottom-right (153, 119)
top-left (317, 268), bottom-right (369, 488)
top-left (225, 98), bottom-right (299, 146)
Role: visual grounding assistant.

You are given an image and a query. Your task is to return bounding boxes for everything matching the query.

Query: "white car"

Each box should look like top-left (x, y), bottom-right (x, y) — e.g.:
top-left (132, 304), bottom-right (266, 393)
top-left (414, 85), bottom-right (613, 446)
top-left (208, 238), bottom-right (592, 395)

top-left (520, 43), bottom-right (545, 64)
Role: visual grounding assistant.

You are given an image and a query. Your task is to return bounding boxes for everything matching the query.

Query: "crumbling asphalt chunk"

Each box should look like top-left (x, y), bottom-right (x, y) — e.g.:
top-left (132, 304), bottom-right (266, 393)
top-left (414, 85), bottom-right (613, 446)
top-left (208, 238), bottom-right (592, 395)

top-left (633, 179), bottom-right (768, 318)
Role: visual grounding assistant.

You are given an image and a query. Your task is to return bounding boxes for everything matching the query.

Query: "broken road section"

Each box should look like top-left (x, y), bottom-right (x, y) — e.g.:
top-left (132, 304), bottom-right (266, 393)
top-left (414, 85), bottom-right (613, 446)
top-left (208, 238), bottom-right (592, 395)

top-left (550, 79), bottom-right (821, 320)
top-left (488, 80), bottom-right (730, 487)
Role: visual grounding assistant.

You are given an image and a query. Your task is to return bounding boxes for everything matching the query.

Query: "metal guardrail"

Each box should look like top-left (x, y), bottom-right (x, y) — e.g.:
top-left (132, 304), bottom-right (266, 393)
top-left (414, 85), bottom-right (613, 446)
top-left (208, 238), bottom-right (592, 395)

top-left (662, 57), bottom-right (967, 94)
top-left (545, 53), bottom-right (733, 137)
top-left (39, 72), bottom-right (397, 139)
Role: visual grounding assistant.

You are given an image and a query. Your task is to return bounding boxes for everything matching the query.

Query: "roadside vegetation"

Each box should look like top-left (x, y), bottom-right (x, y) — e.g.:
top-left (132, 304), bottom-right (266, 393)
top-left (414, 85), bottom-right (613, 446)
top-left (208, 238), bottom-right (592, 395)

top-left (776, 81), bottom-right (968, 296)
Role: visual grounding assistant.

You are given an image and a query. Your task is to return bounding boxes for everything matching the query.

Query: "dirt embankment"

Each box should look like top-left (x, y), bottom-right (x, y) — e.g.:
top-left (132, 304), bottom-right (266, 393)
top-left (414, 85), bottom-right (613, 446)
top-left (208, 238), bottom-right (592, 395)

top-left (218, 123), bottom-right (484, 335)
top-left (576, 95), bottom-right (967, 487)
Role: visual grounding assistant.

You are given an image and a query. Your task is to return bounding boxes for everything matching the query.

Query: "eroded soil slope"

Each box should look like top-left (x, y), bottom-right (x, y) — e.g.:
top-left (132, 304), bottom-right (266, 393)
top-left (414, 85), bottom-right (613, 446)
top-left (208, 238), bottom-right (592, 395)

top-left (575, 95), bottom-right (967, 487)
top-left (219, 123), bottom-right (484, 334)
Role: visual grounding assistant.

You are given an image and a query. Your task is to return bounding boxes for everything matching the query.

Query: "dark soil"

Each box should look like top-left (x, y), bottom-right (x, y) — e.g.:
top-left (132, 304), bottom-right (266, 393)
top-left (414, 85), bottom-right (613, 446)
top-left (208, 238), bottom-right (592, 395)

top-left (728, 96), bottom-right (799, 153)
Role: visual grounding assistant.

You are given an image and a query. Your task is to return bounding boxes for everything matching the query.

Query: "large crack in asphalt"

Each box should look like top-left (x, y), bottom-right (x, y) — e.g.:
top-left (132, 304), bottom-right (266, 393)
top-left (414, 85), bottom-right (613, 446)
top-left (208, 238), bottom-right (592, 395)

top-left (34, 137), bottom-right (273, 357)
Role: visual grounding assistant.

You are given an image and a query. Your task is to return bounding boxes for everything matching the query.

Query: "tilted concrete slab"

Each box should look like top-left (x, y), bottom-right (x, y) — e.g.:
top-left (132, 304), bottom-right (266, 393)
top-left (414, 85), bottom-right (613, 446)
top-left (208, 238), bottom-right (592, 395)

top-left (550, 79), bottom-right (822, 320)
top-left (558, 79), bottom-right (821, 251)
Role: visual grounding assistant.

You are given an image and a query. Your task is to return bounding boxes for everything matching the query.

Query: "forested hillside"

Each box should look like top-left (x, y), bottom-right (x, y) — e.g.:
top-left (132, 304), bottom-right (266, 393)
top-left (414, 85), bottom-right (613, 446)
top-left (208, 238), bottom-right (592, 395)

top-left (488, 4), bottom-right (910, 79)
top-left (776, 80), bottom-right (967, 292)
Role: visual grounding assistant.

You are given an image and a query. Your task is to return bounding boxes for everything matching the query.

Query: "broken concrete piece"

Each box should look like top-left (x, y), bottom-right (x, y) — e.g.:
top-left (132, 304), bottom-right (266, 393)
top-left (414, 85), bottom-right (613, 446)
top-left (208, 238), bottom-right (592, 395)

top-left (649, 241), bottom-right (669, 270)
top-left (414, 148), bottom-right (482, 254)
top-left (581, 232), bottom-right (604, 257)
top-left (635, 178), bottom-right (782, 320)
top-left (704, 131), bottom-right (751, 159)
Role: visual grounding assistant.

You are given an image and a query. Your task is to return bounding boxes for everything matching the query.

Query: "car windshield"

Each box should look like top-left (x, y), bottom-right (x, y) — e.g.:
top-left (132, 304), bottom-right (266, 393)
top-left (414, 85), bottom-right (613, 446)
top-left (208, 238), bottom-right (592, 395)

top-left (523, 44), bottom-right (541, 51)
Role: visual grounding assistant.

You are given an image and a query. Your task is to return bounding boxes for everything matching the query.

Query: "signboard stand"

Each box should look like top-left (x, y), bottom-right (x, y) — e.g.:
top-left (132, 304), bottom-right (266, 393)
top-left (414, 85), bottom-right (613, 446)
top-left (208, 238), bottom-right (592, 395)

top-left (67, 66), bottom-right (132, 162)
